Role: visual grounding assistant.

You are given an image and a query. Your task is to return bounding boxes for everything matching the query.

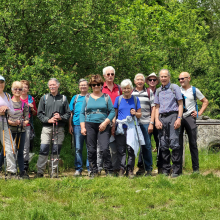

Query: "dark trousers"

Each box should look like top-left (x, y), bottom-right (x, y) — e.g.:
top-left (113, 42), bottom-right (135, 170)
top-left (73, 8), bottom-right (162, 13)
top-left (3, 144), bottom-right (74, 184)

top-left (85, 122), bottom-right (113, 174)
top-left (158, 113), bottom-right (181, 174)
top-left (115, 129), bottom-right (135, 171)
top-left (152, 125), bottom-right (163, 168)
top-left (179, 115), bottom-right (199, 171)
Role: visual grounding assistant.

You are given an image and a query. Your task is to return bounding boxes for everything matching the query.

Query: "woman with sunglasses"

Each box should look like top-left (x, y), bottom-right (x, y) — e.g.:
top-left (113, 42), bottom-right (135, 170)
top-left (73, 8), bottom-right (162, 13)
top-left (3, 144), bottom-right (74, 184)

top-left (8, 81), bottom-right (29, 179)
top-left (0, 75), bottom-right (17, 178)
top-left (80, 74), bottom-right (115, 177)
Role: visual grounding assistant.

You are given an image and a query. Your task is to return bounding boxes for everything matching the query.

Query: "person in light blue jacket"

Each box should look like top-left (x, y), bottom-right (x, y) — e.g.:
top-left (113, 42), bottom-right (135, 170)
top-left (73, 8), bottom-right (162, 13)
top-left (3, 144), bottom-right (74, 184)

top-left (80, 74), bottom-right (115, 177)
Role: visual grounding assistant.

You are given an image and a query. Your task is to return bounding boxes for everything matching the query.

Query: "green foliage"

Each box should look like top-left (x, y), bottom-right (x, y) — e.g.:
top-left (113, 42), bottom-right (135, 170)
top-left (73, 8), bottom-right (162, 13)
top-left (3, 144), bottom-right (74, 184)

top-left (0, 0), bottom-right (220, 116)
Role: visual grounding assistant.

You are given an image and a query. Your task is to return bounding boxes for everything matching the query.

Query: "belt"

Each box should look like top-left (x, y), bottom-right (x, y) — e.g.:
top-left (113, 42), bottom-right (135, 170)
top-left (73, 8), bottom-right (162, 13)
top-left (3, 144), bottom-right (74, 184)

top-left (160, 111), bottom-right (178, 117)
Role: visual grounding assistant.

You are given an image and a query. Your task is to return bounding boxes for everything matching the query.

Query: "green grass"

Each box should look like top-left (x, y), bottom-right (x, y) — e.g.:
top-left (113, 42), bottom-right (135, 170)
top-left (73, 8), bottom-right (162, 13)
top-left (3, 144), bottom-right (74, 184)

top-left (0, 173), bottom-right (220, 219)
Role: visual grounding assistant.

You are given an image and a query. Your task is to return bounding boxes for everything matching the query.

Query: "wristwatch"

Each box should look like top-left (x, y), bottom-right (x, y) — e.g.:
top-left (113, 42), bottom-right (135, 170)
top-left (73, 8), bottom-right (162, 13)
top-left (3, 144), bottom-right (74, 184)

top-left (178, 117), bottom-right (182, 120)
top-left (150, 121), bottom-right (154, 125)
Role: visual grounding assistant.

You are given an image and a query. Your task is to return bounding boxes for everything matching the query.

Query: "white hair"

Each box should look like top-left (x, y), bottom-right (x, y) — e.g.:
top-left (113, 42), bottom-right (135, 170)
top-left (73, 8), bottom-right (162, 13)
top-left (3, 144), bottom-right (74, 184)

top-left (134, 73), bottom-right (145, 81)
top-left (159, 69), bottom-right (171, 77)
top-left (121, 79), bottom-right (133, 90)
top-left (48, 78), bottom-right (60, 86)
top-left (103, 66), bottom-right (115, 76)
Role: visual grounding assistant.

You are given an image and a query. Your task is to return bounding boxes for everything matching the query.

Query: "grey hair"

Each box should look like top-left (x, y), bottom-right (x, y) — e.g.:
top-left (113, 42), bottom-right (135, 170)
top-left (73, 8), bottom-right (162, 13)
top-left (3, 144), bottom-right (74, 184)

top-left (159, 69), bottom-right (171, 77)
top-left (121, 79), bottom-right (133, 90)
top-left (134, 73), bottom-right (145, 81)
top-left (103, 66), bottom-right (115, 76)
top-left (48, 78), bottom-right (60, 86)
top-left (78, 78), bottom-right (88, 86)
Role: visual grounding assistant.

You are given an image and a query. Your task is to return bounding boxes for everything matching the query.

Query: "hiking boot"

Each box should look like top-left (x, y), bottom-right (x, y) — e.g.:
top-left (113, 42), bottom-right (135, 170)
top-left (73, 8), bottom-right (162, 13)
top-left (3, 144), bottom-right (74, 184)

top-left (7, 172), bottom-right (17, 179)
top-left (90, 172), bottom-right (98, 179)
top-left (158, 167), bottom-right (163, 174)
top-left (88, 171), bottom-right (91, 176)
top-left (19, 171), bottom-right (29, 179)
top-left (74, 170), bottom-right (82, 177)
top-left (171, 173), bottom-right (179, 178)
top-left (163, 172), bottom-right (169, 177)
top-left (136, 167), bottom-right (145, 176)
top-left (118, 169), bottom-right (124, 177)
top-left (144, 170), bottom-right (152, 176)
top-left (106, 171), bottom-right (113, 177)
top-left (193, 169), bottom-right (200, 174)
top-left (35, 173), bottom-right (44, 178)
top-left (128, 170), bottom-right (134, 179)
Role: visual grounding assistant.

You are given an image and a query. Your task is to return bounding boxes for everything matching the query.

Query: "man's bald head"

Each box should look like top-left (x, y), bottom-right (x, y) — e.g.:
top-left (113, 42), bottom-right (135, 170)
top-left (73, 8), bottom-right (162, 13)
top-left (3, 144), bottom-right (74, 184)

top-left (179, 72), bottom-right (191, 89)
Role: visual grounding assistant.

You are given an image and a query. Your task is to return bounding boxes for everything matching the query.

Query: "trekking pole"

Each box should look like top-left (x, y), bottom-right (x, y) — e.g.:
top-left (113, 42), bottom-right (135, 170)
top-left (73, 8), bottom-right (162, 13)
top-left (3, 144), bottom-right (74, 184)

top-left (56, 120), bottom-right (59, 177)
top-left (132, 114), bottom-right (146, 172)
top-left (51, 122), bottom-right (55, 178)
top-left (17, 119), bottom-right (23, 150)
top-left (2, 115), bottom-right (6, 180)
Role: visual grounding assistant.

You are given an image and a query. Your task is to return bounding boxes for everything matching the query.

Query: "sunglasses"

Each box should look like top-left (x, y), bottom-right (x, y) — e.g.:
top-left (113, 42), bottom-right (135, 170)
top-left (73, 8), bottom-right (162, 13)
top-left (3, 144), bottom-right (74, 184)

top-left (178, 77), bottom-right (188, 81)
top-left (106, 73), bottom-right (114, 77)
top-left (13, 88), bottom-right (22, 91)
top-left (148, 79), bottom-right (157, 82)
top-left (91, 83), bottom-right (101, 87)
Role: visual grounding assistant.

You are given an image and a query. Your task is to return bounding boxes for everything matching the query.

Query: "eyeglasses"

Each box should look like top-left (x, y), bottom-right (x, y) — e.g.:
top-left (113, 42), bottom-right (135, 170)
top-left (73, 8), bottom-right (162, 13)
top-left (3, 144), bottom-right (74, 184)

top-left (178, 77), bottom-right (188, 81)
top-left (148, 79), bottom-right (157, 82)
top-left (106, 73), bottom-right (114, 77)
top-left (91, 83), bottom-right (101, 87)
top-left (13, 88), bottom-right (22, 91)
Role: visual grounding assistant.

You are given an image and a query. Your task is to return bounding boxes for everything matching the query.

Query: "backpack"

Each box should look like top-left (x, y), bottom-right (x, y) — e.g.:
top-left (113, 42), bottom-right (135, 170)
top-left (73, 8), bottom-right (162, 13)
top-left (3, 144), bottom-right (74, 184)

top-left (84, 93), bottom-right (109, 116)
top-left (72, 94), bottom-right (79, 113)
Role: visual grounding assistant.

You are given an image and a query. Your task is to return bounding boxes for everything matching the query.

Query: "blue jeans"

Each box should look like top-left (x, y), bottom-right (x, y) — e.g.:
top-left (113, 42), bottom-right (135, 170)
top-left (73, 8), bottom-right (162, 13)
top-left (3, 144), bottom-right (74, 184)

top-left (138, 124), bottom-right (153, 171)
top-left (74, 125), bottom-right (89, 172)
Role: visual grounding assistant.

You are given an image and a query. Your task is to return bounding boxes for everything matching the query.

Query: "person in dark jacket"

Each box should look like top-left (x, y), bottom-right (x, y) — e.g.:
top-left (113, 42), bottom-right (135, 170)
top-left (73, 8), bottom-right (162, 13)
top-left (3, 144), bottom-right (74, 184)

top-left (36, 78), bottom-right (71, 178)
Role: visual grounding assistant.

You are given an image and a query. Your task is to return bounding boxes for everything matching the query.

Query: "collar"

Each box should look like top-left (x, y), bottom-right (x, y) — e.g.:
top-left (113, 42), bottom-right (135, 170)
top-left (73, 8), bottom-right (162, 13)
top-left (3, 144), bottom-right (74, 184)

top-left (161, 82), bottom-right (171, 90)
top-left (103, 82), bottom-right (117, 89)
top-left (50, 91), bottom-right (60, 97)
top-left (133, 86), bottom-right (146, 93)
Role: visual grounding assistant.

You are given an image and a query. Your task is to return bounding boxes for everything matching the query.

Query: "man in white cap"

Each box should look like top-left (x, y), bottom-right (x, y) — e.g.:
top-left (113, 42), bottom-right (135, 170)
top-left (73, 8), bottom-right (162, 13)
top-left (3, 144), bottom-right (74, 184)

top-left (146, 73), bottom-right (163, 174)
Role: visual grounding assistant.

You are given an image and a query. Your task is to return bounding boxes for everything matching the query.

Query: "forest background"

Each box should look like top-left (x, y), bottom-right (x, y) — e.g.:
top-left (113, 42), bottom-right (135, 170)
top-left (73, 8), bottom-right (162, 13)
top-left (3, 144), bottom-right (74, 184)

top-left (0, 0), bottom-right (220, 118)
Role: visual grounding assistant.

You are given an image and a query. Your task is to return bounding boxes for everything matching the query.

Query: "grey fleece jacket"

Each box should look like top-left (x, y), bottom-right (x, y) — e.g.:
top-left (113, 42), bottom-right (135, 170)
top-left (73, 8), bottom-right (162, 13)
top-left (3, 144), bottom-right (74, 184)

top-left (37, 92), bottom-right (71, 127)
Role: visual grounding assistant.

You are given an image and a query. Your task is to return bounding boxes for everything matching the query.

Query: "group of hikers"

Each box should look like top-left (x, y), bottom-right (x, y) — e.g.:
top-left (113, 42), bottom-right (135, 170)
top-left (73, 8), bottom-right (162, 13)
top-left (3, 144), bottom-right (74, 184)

top-left (0, 66), bottom-right (209, 179)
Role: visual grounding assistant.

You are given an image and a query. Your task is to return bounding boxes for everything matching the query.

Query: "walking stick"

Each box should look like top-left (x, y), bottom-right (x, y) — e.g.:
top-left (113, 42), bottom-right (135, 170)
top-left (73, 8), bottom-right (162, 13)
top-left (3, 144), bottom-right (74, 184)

top-left (56, 120), bottom-right (59, 177)
top-left (17, 119), bottom-right (23, 150)
top-left (132, 114), bottom-right (146, 172)
top-left (50, 122), bottom-right (55, 178)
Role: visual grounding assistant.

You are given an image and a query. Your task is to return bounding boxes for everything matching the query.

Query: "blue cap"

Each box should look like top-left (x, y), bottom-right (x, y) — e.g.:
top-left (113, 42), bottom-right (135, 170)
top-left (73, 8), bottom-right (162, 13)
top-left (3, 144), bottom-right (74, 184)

top-left (0, 76), bottom-right (5, 81)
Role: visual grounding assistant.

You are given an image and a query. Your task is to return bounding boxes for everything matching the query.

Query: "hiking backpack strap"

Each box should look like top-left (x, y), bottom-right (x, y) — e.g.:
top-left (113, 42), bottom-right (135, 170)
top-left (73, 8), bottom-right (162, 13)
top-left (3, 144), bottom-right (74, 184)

top-left (133, 95), bottom-right (137, 110)
top-left (4, 92), bottom-right (10, 101)
top-left (147, 88), bottom-right (151, 99)
top-left (117, 95), bottom-right (123, 108)
top-left (104, 93), bottom-right (109, 112)
top-left (117, 84), bottom-right (121, 95)
top-left (28, 95), bottom-right (33, 104)
top-left (73, 94), bottom-right (79, 113)
top-left (62, 95), bottom-right (67, 105)
top-left (192, 86), bottom-right (198, 118)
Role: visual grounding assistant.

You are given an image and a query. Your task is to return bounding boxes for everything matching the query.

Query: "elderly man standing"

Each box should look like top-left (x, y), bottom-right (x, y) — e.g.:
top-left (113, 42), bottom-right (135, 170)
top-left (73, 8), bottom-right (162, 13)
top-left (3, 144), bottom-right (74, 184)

top-left (146, 73), bottom-right (163, 174)
top-left (97, 66), bottom-right (122, 174)
top-left (179, 72), bottom-right (209, 173)
top-left (36, 78), bottom-right (71, 178)
top-left (132, 73), bottom-right (155, 176)
top-left (154, 69), bottom-right (183, 177)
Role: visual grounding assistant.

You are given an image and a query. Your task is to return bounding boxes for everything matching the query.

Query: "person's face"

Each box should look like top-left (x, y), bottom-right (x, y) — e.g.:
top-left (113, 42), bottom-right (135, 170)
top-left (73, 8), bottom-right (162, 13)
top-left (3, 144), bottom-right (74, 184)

top-left (122, 85), bottom-right (132, 96)
top-left (147, 77), bottom-right (158, 88)
top-left (178, 73), bottom-right (190, 87)
top-left (48, 80), bottom-right (59, 94)
top-left (21, 83), bottom-right (29, 95)
top-left (103, 68), bottom-right (115, 83)
top-left (12, 87), bottom-right (23, 97)
top-left (0, 80), bottom-right (5, 93)
top-left (91, 82), bottom-right (102, 92)
top-left (134, 76), bottom-right (145, 89)
top-left (79, 81), bottom-right (89, 93)
top-left (159, 70), bottom-right (170, 86)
